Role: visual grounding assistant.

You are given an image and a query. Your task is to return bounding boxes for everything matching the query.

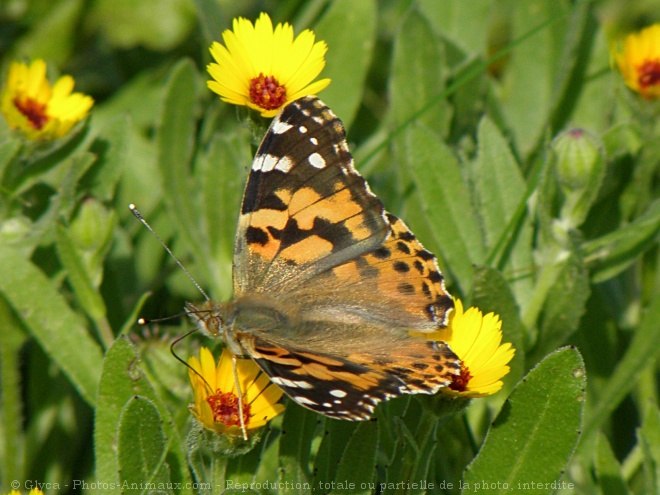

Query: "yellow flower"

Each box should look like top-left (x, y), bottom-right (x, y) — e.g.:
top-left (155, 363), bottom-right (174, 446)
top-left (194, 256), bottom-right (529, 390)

top-left (187, 347), bottom-right (284, 437)
top-left (207, 12), bottom-right (331, 117)
top-left (613, 24), bottom-right (660, 99)
top-left (1, 59), bottom-right (93, 140)
top-left (420, 298), bottom-right (515, 398)
top-left (3, 490), bottom-right (44, 495)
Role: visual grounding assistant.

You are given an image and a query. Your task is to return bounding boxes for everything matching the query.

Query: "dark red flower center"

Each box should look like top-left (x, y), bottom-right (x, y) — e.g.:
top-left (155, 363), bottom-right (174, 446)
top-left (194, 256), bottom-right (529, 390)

top-left (637, 59), bottom-right (660, 93)
top-left (206, 389), bottom-right (251, 428)
top-left (13, 97), bottom-right (49, 129)
top-left (249, 73), bottom-right (287, 110)
top-left (449, 365), bottom-right (472, 392)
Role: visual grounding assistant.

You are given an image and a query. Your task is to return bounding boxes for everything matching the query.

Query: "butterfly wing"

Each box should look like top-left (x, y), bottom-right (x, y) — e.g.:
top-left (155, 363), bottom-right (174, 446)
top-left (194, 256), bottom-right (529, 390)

top-left (237, 332), bottom-right (460, 419)
top-left (214, 96), bottom-right (462, 420)
top-left (233, 96), bottom-right (389, 296)
top-left (234, 96), bottom-right (453, 331)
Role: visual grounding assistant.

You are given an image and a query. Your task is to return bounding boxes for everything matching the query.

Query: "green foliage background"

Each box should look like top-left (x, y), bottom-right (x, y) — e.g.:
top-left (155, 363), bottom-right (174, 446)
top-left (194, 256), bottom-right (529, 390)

top-left (0, 1), bottom-right (658, 494)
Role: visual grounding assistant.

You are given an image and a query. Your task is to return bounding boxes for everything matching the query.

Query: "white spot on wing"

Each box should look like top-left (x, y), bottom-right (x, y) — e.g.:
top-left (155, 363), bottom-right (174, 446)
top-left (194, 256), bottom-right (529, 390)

top-left (253, 154), bottom-right (294, 173)
top-left (330, 389), bottom-right (347, 398)
top-left (295, 396), bottom-right (318, 406)
top-left (309, 137), bottom-right (318, 145)
top-left (270, 377), bottom-right (313, 389)
top-left (308, 152), bottom-right (326, 169)
top-left (298, 125), bottom-right (307, 133)
top-left (274, 155), bottom-right (294, 173)
top-left (271, 119), bottom-right (293, 135)
top-left (252, 153), bottom-right (274, 172)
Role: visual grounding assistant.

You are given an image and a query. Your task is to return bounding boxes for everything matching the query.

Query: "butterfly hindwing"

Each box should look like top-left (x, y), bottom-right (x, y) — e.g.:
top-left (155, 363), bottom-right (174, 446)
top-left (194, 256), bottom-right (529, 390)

top-left (329, 212), bottom-right (454, 329)
top-left (238, 332), bottom-right (460, 419)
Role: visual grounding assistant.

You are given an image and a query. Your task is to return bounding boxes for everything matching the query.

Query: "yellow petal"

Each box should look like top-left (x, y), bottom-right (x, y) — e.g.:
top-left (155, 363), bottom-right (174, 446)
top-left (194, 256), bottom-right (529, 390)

top-left (1, 59), bottom-right (92, 140)
top-left (435, 298), bottom-right (515, 398)
top-left (612, 23), bottom-right (660, 98)
top-left (206, 12), bottom-right (330, 115)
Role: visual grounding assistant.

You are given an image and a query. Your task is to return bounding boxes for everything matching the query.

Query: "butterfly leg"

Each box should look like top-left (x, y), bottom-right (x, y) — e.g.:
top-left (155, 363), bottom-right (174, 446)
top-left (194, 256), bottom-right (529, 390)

top-left (231, 354), bottom-right (249, 440)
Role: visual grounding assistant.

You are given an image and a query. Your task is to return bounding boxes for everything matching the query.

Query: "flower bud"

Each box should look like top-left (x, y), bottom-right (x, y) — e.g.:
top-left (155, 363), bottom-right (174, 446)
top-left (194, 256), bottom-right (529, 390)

top-left (551, 128), bottom-right (605, 228)
top-left (69, 198), bottom-right (115, 287)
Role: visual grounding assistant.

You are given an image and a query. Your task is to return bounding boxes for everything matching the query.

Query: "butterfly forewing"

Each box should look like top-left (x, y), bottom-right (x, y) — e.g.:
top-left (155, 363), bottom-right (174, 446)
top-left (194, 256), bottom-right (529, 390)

top-left (233, 97), bottom-right (390, 295)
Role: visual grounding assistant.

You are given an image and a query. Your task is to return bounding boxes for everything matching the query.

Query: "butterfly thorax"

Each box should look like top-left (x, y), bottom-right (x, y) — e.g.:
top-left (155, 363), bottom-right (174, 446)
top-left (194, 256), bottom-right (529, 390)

top-left (186, 295), bottom-right (301, 357)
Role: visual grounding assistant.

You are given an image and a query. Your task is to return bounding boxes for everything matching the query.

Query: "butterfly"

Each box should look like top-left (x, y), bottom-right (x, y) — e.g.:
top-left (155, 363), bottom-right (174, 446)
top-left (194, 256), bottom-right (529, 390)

top-left (186, 96), bottom-right (461, 426)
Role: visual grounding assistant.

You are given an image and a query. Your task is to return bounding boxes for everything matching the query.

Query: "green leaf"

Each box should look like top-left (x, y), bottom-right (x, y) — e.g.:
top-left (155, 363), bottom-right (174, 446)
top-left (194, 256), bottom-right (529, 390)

top-left (470, 265), bottom-right (526, 388)
top-left (381, 413), bottom-right (430, 495)
top-left (462, 347), bottom-right (585, 494)
top-left (279, 403), bottom-right (319, 494)
top-left (86, 114), bottom-right (130, 202)
top-left (191, 0), bottom-right (224, 47)
top-left (94, 338), bottom-right (141, 491)
top-left (118, 395), bottom-right (171, 492)
top-left (406, 123), bottom-right (484, 294)
top-left (314, 0), bottom-right (377, 128)
top-left (388, 8), bottom-right (452, 136)
top-left (583, 199), bottom-right (660, 283)
top-left (157, 59), bottom-right (209, 284)
top-left (89, 0), bottom-right (195, 51)
top-left (380, 418), bottom-right (412, 493)
top-left (94, 338), bottom-right (191, 491)
top-left (199, 129), bottom-right (249, 299)
top-left (418, 0), bottom-right (492, 54)
top-left (380, 409), bottom-right (443, 495)
top-left (313, 420), bottom-right (358, 488)
top-left (0, 296), bottom-right (28, 484)
top-left (55, 224), bottom-right (112, 347)
top-left (330, 420), bottom-right (378, 495)
top-left (0, 137), bottom-right (21, 183)
top-left (595, 433), bottom-right (630, 495)
top-left (582, 287), bottom-right (660, 447)
top-left (12, 0), bottom-right (84, 63)
top-left (501, 0), bottom-right (571, 156)
top-left (18, 152), bottom-right (96, 247)
top-left (547, 2), bottom-right (598, 135)
top-left (93, 67), bottom-right (165, 130)
top-left (472, 117), bottom-right (534, 306)
top-left (0, 246), bottom-right (102, 405)
top-left (186, 424), bottom-right (230, 495)
top-left (157, 58), bottom-right (201, 230)
top-left (639, 404), bottom-right (660, 495)
top-left (528, 238), bottom-right (590, 365)
top-left (226, 428), bottom-right (275, 487)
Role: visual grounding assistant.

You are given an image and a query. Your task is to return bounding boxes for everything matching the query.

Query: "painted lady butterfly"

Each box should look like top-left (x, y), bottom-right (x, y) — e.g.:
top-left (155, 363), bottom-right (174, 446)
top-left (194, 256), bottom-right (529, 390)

top-left (186, 96), bottom-right (461, 422)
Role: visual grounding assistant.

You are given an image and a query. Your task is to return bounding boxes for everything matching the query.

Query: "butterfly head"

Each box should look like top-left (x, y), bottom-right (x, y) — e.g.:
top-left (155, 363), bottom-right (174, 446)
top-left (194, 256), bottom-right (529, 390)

top-left (185, 301), bottom-right (226, 337)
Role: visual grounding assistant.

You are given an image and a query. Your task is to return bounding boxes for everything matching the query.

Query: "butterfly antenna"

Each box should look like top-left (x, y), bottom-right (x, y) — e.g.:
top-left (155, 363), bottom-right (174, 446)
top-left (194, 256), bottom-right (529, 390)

top-left (231, 355), bottom-right (249, 440)
top-left (165, 326), bottom-right (215, 395)
top-left (129, 204), bottom-right (210, 301)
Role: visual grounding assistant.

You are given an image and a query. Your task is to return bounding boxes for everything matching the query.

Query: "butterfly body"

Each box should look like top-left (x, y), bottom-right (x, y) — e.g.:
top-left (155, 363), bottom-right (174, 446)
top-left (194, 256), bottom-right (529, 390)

top-left (187, 96), bottom-right (461, 420)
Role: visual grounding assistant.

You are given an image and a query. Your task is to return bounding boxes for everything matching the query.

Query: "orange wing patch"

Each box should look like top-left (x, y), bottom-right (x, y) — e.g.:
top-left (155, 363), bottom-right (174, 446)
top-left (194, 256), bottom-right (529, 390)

top-left (348, 339), bottom-right (461, 393)
top-left (331, 212), bottom-right (453, 327)
top-left (241, 183), bottom-right (382, 265)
